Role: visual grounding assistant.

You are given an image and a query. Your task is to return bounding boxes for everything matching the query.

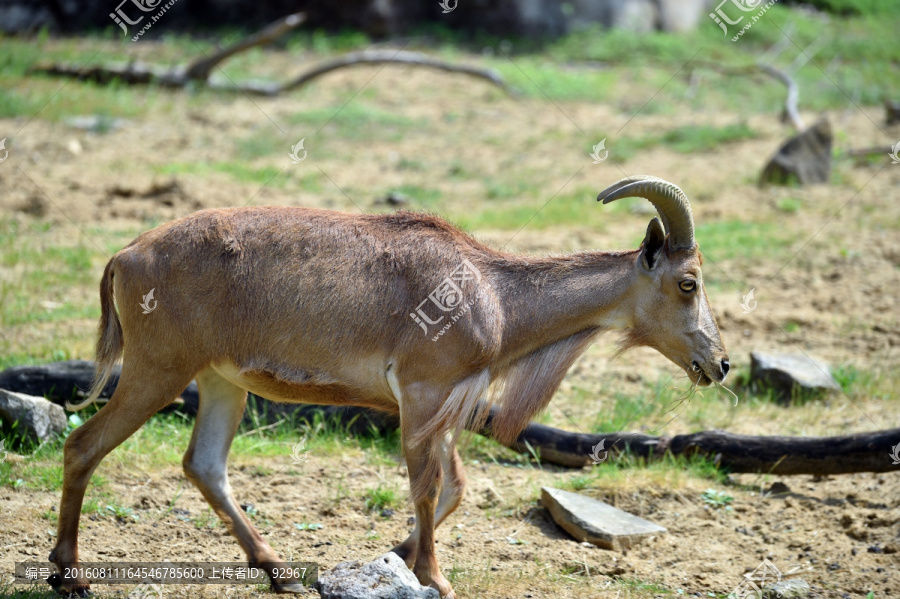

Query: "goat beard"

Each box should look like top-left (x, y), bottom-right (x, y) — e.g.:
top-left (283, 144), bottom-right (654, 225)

top-left (616, 325), bottom-right (712, 386)
top-left (614, 325), bottom-right (654, 358)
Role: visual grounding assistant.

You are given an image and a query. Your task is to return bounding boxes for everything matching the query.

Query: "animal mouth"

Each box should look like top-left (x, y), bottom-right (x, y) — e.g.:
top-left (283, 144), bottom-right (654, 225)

top-left (691, 361), bottom-right (712, 386)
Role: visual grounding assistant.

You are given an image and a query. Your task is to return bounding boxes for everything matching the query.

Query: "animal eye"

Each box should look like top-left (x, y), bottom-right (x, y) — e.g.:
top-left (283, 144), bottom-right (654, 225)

top-left (679, 280), bottom-right (696, 293)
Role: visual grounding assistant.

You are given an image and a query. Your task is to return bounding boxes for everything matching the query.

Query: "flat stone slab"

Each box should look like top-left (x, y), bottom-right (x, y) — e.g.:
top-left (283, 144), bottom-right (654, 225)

top-left (750, 351), bottom-right (840, 401)
top-left (315, 552), bottom-right (439, 599)
top-left (541, 487), bottom-right (666, 550)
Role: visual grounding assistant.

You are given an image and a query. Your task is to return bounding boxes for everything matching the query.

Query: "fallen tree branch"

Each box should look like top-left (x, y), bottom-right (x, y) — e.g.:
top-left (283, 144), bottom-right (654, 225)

top-left (758, 63), bottom-right (804, 131)
top-left (691, 61), bottom-right (804, 131)
top-left (277, 50), bottom-right (516, 96)
top-left (846, 145), bottom-right (894, 158)
top-left (29, 15), bottom-right (515, 97)
top-left (183, 12), bottom-right (306, 82)
top-left (3, 361), bottom-right (897, 475)
top-left (31, 13), bottom-right (307, 89)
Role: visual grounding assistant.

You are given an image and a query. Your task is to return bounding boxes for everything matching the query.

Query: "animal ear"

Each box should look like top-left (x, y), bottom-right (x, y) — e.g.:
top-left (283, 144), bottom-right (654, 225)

top-left (640, 218), bottom-right (666, 271)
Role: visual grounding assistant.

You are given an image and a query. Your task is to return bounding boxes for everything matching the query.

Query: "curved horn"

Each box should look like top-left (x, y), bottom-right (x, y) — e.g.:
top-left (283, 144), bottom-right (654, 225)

top-left (596, 175), bottom-right (695, 250)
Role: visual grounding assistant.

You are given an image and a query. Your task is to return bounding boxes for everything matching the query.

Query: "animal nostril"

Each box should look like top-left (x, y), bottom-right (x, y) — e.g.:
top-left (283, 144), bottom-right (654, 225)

top-left (721, 359), bottom-right (730, 376)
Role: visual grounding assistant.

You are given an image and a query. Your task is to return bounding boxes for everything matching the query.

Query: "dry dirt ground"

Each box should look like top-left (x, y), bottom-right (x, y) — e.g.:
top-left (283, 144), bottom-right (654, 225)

top-left (0, 41), bottom-right (899, 598)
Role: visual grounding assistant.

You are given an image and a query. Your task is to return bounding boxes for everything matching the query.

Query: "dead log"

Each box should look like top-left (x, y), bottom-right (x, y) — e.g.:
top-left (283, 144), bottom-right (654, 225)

top-left (0, 360), bottom-right (394, 436)
top-left (664, 428), bottom-right (900, 475)
top-left (2, 361), bottom-right (897, 475)
top-left (485, 412), bottom-right (900, 474)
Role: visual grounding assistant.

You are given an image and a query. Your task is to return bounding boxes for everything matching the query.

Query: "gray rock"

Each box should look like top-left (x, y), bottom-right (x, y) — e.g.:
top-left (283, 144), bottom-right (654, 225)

top-left (315, 552), bottom-right (439, 599)
top-left (64, 115), bottom-right (127, 133)
top-left (763, 578), bottom-right (811, 599)
top-left (750, 351), bottom-right (840, 401)
top-left (0, 389), bottom-right (67, 442)
top-left (566, 0), bottom-right (713, 35)
top-left (608, 0), bottom-right (658, 33)
top-left (658, 0), bottom-right (712, 32)
top-left (541, 487), bottom-right (666, 550)
top-left (760, 119), bottom-right (832, 186)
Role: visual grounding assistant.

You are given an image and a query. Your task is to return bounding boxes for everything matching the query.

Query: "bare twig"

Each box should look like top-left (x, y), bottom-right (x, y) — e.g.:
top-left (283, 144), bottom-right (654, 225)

top-left (184, 12), bottom-right (306, 81)
top-left (758, 63), bottom-right (804, 130)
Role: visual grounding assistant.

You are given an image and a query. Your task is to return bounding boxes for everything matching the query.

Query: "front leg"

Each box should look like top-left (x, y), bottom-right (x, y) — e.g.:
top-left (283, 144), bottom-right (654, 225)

top-left (391, 432), bottom-right (467, 570)
top-left (403, 436), bottom-right (454, 599)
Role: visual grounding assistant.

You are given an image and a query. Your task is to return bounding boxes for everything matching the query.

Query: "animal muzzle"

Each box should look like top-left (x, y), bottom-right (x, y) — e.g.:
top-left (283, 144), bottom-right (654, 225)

top-left (690, 357), bottom-right (730, 386)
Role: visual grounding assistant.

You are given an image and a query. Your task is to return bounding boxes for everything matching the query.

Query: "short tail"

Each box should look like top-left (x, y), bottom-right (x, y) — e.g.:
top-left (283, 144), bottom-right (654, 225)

top-left (66, 259), bottom-right (123, 411)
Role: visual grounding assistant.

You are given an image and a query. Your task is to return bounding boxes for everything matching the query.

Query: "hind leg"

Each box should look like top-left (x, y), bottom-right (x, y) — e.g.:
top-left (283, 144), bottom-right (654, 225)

top-left (183, 367), bottom-right (304, 593)
top-left (49, 360), bottom-right (196, 596)
top-left (392, 433), bottom-right (466, 569)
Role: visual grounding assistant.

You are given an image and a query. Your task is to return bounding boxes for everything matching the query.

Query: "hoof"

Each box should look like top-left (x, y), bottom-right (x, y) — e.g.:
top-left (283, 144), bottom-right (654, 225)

top-left (48, 573), bottom-right (92, 597)
top-left (425, 573), bottom-right (453, 599)
top-left (271, 580), bottom-right (305, 594)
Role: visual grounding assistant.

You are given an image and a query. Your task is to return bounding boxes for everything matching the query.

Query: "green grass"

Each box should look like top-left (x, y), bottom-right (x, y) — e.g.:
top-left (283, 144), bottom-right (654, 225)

top-left (288, 103), bottom-right (421, 141)
top-left (560, 452), bottom-right (729, 492)
top-left (830, 364), bottom-right (896, 402)
top-left (592, 391), bottom-right (652, 434)
top-left (380, 185), bottom-right (445, 211)
top-left (701, 488), bottom-right (735, 510)
top-left (786, 0), bottom-right (898, 16)
top-left (363, 484), bottom-right (400, 512)
top-left (0, 401), bottom-right (404, 493)
top-left (0, 219), bottom-right (102, 328)
top-left (153, 161), bottom-right (285, 186)
top-left (497, 61), bottom-right (622, 102)
top-left (695, 220), bottom-right (795, 261)
top-left (609, 123), bottom-right (758, 163)
top-left (104, 503), bottom-right (139, 521)
top-left (612, 577), bottom-right (675, 595)
top-left (193, 507), bottom-right (220, 530)
top-left (0, 219), bottom-right (150, 370)
top-left (454, 186), bottom-right (612, 232)
top-left (776, 197), bottom-right (802, 214)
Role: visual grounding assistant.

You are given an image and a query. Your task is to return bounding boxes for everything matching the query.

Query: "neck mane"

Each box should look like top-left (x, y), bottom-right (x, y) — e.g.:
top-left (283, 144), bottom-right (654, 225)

top-left (479, 249), bottom-right (638, 444)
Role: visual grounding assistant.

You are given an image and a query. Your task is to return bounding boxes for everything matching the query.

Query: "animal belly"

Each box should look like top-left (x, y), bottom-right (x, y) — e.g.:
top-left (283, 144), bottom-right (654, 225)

top-left (211, 361), bottom-right (399, 413)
